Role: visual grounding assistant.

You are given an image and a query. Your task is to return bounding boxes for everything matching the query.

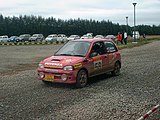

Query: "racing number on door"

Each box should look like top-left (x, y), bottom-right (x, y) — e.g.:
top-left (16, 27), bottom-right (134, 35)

top-left (94, 60), bottom-right (102, 69)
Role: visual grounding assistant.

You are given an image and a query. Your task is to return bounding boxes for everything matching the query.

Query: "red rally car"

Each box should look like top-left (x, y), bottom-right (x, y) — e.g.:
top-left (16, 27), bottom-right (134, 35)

top-left (38, 39), bottom-right (121, 88)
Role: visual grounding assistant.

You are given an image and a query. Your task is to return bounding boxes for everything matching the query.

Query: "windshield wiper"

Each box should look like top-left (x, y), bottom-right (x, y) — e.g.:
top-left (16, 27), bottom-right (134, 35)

top-left (73, 54), bottom-right (85, 57)
top-left (55, 53), bottom-right (73, 56)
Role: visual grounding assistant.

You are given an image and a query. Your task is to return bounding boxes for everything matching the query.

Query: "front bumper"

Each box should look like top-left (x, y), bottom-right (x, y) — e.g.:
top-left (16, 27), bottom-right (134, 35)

top-left (38, 68), bottom-right (78, 84)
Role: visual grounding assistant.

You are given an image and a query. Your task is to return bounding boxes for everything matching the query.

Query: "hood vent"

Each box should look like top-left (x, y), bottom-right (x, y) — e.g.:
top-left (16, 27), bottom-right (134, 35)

top-left (51, 59), bottom-right (60, 62)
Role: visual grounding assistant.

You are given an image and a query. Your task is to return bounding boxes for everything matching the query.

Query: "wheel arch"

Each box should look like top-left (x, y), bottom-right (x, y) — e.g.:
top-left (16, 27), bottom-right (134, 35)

top-left (116, 60), bottom-right (121, 68)
top-left (78, 67), bottom-right (89, 77)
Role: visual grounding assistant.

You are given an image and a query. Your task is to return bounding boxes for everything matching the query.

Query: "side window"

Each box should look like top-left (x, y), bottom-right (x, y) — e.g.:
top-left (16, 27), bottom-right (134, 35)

top-left (90, 42), bottom-right (106, 57)
top-left (104, 42), bottom-right (118, 53)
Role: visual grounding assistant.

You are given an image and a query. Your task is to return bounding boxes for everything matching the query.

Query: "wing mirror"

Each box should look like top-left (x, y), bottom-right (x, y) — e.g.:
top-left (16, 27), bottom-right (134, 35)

top-left (90, 52), bottom-right (98, 57)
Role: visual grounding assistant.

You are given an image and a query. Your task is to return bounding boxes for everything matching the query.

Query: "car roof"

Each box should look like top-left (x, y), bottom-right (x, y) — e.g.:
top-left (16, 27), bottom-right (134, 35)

top-left (74, 38), bottom-right (113, 43)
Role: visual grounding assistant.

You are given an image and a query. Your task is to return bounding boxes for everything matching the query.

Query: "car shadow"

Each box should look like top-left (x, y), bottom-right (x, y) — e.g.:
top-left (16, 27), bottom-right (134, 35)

top-left (87, 73), bottom-right (113, 86)
top-left (41, 73), bottom-right (115, 89)
top-left (41, 81), bottom-right (75, 89)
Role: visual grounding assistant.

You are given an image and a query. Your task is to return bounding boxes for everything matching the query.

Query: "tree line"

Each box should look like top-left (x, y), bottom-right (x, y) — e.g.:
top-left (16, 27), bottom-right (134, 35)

top-left (0, 14), bottom-right (160, 37)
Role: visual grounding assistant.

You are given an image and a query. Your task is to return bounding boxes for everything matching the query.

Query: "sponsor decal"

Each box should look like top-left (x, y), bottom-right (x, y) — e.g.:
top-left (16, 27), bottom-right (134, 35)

top-left (74, 63), bottom-right (82, 69)
top-left (94, 60), bottom-right (102, 69)
top-left (45, 62), bottom-right (63, 68)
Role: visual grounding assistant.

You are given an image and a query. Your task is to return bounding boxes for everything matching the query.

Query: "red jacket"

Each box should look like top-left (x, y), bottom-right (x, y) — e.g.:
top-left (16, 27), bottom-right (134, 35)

top-left (116, 35), bottom-right (122, 41)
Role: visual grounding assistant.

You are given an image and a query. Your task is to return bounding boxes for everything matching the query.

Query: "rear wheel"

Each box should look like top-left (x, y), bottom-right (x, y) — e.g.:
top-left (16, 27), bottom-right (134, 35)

top-left (111, 62), bottom-right (121, 76)
top-left (76, 69), bottom-right (88, 88)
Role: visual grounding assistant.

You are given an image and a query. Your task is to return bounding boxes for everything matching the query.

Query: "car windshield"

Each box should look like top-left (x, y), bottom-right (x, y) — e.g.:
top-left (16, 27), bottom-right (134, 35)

top-left (32, 34), bottom-right (38, 37)
top-left (106, 35), bottom-right (114, 38)
top-left (49, 35), bottom-right (56, 38)
top-left (58, 34), bottom-right (64, 37)
top-left (55, 41), bottom-right (91, 57)
top-left (94, 35), bottom-right (104, 38)
top-left (20, 35), bottom-right (25, 37)
top-left (82, 35), bottom-right (88, 37)
top-left (48, 36), bottom-right (53, 38)
top-left (10, 36), bottom-right (16, 38)
top-left (70, 35), bottom-right (76, 38)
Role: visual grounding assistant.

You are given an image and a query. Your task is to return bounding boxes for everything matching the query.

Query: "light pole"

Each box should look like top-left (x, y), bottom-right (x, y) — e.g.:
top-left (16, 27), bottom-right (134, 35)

top-left (133, 2), bottom-right (137, 42)
top-left (126, 16), bottom-right (128, 33)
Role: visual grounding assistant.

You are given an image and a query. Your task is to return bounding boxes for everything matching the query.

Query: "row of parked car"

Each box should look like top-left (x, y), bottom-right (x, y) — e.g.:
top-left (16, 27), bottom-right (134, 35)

top-left (0, 33), bottom-right (116, 43)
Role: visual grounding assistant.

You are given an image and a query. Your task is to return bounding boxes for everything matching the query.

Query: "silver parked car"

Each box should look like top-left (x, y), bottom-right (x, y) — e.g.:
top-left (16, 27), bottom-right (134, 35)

top-left (45, 34), bottom-right (57, 42)
top-left (57, 34), bottom-right (67, 43)
top-left (16, 34), bottom-right (31, 42)
top-left (94, 35), bottom-right (105, 39)
top-left (67, 35), bottom-right (80, 41)
top-left (0, 35), bottom-right (9, 42)
top-left (29, 34), bottom-right (44, 42)
top-left (105, 35), bottom-right (116, 40)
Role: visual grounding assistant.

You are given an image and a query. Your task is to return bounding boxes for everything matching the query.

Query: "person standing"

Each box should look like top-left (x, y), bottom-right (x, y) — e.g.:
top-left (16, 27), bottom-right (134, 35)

top-left (124, 31), bottom-right (128, 45)
top-left (116, 32), bottom-right (123, 44)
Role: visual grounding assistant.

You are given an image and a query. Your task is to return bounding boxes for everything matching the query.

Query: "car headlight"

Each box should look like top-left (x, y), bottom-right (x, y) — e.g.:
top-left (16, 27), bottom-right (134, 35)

top-left (63, 66), bottom-right (73, 70)
top-left (39, 64), bottom-right (44, 68)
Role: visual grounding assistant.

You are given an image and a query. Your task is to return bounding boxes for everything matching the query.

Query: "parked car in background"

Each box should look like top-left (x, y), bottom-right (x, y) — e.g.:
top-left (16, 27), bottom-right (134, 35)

top-left (8, 36), bottom-right (18, 42)
top-left (45, 34), bottom-right (57, 42)
top-left (94, 35), bottom-right (105, 39)
top-left (29, 34), bottom-right (44, 42)
top-left (81, 33), bottom-right (93, 39)
top-left (57, 34), bottom-right (67, 43)
top-left (105, 35), bottom-right (116, 41)
top-left (0, 35), bottom-right (9, 42)
top-left (132, 31), bottom-right (140, 39)
top-left (80, 34), bottom-right (92, 39)
top-left (86, 33), bottom-right (93, 38)
top-left (16, 34), bottom-right (31, 42)
top-left (67, 35), bottom-right (80, 41)
top-left (38, 39), bottom-right (121, 88)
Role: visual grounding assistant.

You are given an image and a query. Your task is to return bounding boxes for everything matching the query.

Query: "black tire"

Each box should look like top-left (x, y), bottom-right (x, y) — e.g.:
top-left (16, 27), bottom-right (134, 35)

top-left (76, 69), bottom-right (88, 88)
top-left (111, 62), bottom-right (121, 76)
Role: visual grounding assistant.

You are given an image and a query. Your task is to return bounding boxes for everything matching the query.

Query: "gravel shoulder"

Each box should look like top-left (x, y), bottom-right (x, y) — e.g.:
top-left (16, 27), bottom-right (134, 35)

top-left (0, 41), bottom-right (160, 120)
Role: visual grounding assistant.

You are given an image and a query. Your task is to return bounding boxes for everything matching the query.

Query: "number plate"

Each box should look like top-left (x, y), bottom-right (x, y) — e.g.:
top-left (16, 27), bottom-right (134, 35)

top-left (45, 75), bottom-right (54, 81)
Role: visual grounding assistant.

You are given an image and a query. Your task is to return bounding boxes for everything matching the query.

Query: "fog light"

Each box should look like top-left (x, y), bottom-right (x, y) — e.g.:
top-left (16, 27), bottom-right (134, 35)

top-left (39, 72), bottom-right (44, 78)
top-left (61, 74), bottom-right (67, 81)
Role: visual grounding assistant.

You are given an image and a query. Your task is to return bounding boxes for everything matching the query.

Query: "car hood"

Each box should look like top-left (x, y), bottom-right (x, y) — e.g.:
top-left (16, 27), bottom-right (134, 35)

top-left (67, 38), bottom-right (74, 40)
top-left (45, 37), bottom-right (53, 40)
top-left (41, 56), bottom-right (84, 68)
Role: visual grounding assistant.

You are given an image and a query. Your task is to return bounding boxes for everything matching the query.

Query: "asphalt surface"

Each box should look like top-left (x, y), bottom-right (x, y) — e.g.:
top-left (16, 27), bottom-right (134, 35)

top-left (0, 41), bottom-right (160, 120)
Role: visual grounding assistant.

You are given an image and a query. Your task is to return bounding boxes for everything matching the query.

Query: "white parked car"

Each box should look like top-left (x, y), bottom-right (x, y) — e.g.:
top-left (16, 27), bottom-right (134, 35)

top-left (105, 35), bottom-right (116, 40)
top-left (67, 35), bottom-right (80, 41)
top-left (29, 34), bottom-right (44, 42)
top-left (81, 33), bottom-right (93, 39)
top-left (132, 31), bottom-right (140, 39)
top-left (45, 34), bottom-right (57, 42)
top-left (57, 34), bottom-right (67, 43)
top-left (80, 34), bottom-right (92, 39)
top-left (94, 35), bottom-right (105, 39)
top-left (0, 35), bottom-right (9, 42)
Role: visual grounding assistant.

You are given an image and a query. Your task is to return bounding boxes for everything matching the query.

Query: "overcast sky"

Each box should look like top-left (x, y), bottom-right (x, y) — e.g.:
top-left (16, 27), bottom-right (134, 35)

top-left (0, 0), bottom-right (160, 26)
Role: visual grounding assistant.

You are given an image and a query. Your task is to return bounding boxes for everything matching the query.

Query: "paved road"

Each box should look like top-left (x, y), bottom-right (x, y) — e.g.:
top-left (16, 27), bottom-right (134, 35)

top-left (0, 41), bottom-right (160, 120)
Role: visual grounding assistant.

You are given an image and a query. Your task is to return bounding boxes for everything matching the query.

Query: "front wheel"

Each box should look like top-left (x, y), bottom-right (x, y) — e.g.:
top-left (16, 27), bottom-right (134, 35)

top-left (76, 70), bottom-right (88, 88)
top-left (111, 62), bottom-right (121, 76)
